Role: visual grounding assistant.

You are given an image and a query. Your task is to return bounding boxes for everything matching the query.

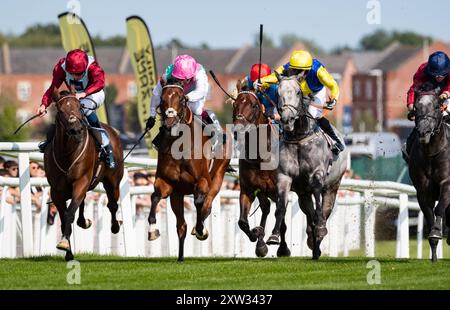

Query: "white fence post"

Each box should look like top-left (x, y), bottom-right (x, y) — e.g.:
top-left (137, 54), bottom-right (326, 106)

top-left (364, 190), bottom-right (375, 257)
top-left (165, 198), bottom-right (178, 257)
top-left (396, 193), bottom-right (410, 258)
top-left (119, 169), bottom-right (137, 257)
top-left (211, 194), bottom-right (222, 256)
top-left (417, 211), bottom-right (423, 259)
top-left (18, 153), bottom-right (33, 257)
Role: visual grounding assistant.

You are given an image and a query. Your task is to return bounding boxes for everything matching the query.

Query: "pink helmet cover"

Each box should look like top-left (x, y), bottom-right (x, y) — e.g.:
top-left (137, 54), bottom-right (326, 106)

top-left (172, 54), bottom-right (200, 80)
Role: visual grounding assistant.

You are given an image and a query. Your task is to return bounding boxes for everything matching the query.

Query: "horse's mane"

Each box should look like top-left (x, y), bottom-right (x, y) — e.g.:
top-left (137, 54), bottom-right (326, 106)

top-left (59, 90), bottom-right (72, 97)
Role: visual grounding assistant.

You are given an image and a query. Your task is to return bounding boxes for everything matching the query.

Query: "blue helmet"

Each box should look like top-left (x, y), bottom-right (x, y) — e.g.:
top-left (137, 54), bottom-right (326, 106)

top-left (427, 51), bottom-right (450, 77)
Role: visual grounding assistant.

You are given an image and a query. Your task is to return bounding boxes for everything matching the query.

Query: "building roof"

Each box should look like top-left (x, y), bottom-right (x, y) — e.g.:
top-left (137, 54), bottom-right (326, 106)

top-left (348, 50), bottom-right (384, 73)
top-left (372, 45), bottom-right (421, 72)
top-left (226, 47), bottom-right (288, 75)
top-left (319, 54), bottom-right (352, 75)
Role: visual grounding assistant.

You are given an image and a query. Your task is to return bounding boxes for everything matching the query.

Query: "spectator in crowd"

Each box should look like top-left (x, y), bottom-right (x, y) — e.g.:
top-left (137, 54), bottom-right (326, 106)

top-left (4, 160), bottom-right (19, 177)
top-left (29, 161), bottom-right (44, 212)
top-left (133, 172), bottom-right (152, 215)
top-left (0, 156), bottom-right (5, 169)
top-left (0, 169), bottom-right (18, 205)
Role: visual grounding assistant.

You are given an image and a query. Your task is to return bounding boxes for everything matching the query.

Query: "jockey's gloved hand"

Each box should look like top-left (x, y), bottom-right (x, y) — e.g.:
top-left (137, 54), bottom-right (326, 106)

top-left (439, 91), bottom-right (450, 100)
top-left (253, 80), bottom-right (263, 90)
top-left (146, 116), bottom-right (156, 130)
top-left (326, 99), bottom-right (337, 110)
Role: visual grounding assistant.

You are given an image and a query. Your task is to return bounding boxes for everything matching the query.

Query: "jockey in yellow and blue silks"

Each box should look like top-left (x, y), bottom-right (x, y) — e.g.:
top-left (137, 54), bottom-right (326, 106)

top-left (241, 63), bottom-right (280, 121)
top-left (256, 50), bottom-right (344, 155)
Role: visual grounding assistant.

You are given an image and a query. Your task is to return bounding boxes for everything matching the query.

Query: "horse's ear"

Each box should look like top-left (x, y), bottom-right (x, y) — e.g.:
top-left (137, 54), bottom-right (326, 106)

top-left (236, 79), bottom-right (242, 92)
top-left (52, 86), bottom-right (60, 103)
top-left (160, 77), bottom-right (166, 88)
top-left (275, 71), bottom-right (282, 82)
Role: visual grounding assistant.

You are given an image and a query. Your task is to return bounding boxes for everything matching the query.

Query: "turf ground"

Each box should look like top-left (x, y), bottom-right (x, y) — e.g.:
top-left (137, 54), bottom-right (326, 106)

top-left (0, 240), bottom-right (449, 290)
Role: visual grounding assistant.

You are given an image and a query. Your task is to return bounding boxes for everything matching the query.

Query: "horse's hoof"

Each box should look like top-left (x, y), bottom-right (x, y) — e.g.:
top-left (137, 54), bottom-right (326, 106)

top-left (431, 255), bottom-right (438, 263)
top-left (195, 228), bottom-right (209, 241)
top-left (315, 226), bottom-right (328, 239)
top-left (191, 227), bottom-right (197, 236)
top-left (255, 242), bottom-right (268, 258)
top-left (65, 252), bottom-right (74, 262)
top-left (266, 234), bottom-right (280, 245)
top-left (428, 230), bottom-right (442, 240)
top-left (447, 235), bottom-right (450, 246)
top-left (177, 257), bottom-right (184, 263)
top-left (312, 249), bottom-right (322, 260)
top-left (251, 226), bottom-right (265, 239)
top-left (148, 229), bottom-right (160, 241)
top-left (56, 239), bottom-right (70, 252)
top-left (111, 221), bottom-right (120, 234)
top-left (77, 218), bottom-right (92, 229)
top-left (277, 245), bottom-right (291, 257)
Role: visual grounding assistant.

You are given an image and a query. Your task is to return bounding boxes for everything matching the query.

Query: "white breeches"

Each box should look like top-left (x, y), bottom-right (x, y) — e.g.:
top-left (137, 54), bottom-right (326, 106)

top-left (80, 90), bottom-right (105, 116)
top-left (304, 87), bottom-right (327, 119)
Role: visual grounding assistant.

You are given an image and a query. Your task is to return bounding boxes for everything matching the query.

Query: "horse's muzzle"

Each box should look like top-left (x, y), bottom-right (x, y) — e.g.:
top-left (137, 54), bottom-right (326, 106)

top-left (419, 134), bottom-right (431, 144)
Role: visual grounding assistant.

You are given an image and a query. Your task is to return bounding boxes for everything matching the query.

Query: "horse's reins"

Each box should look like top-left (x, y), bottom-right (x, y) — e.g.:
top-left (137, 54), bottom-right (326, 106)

top-left (52, 95), bottom-right (90, 175)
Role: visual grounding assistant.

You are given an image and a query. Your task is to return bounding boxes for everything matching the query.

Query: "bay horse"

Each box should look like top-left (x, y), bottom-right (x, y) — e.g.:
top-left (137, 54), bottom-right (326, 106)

top-left (44, 90), bottom-right (124, 261)
top-left (407, 87), bottom-right (450, 262)
top-left (268, 75), bottom-right (347, 259)
top-left (148, 80), bottom-right (232, 262)
top-left (232, 81), bottom-right (290, 257)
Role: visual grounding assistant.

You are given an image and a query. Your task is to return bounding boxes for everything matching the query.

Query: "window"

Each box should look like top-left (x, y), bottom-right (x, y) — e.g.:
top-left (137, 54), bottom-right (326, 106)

top-left (365, 80), bottom-right (373, 100)
top-left (127, 80), bottom-right (137, 98)
top-left (353, 80), bottom-right (361, 99)
top-left (17, 81), bottom-right (31, 102)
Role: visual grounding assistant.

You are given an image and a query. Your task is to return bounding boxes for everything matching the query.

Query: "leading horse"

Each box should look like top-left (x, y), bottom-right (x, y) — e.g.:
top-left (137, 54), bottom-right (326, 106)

top-left (407, 87), bottom-right (450, 262)
top-left (148, 80), bottom-right (232, 261)
top-left (232, 81), bottom-right (290, 257)
top-left (267, 75), bottom-right (348, 259)
top-left (44, 90), bottom-right (124, 261)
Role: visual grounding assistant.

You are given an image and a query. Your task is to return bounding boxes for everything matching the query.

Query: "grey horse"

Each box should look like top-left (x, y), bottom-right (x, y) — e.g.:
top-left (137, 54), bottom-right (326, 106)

top-left (266, 75), bottom-right (348, 259)
top-left (407, 88), bottom-right (450, 262)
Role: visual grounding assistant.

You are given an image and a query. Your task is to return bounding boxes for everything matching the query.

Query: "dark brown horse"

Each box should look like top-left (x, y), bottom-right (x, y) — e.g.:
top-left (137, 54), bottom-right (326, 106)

top-left (232, 81), bottom-right (291, 258)
top-left (148, 81), bottom-right (232, 261)
top-left (44, 90), bottom-right (124, 261)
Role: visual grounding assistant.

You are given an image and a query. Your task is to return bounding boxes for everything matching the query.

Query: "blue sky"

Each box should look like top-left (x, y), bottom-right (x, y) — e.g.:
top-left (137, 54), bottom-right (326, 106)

top-left (1, 0), bottom-right (449, 51)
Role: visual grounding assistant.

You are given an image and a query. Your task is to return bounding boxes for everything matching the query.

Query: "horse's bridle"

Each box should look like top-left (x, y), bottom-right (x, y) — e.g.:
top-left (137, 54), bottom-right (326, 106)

top-left (414, 92), bottom-right (444, 137)
top-left (56, 96), bottom-right (86, 137)
top-left (233, 91), bottom-right (264, 124)
top-left (161, 84), bottom-right (189, 126)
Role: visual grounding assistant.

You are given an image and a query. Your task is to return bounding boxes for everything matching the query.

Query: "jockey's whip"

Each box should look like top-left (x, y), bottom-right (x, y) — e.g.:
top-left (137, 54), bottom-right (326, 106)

top-left (209, 70), bottom-right (236, 100)
top-left (13, 112), bottom-right (44, 135)
top-left (258, 24), bottom-right (263, 84)
top-left (122, 128), bottom-right (150, 162)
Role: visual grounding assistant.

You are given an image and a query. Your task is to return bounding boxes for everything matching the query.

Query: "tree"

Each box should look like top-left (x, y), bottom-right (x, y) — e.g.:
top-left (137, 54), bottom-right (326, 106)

top-left (0, 94), bottom-right (29, 141)
top-left (166, 38), bottom-right (189, 49)
top-left (360, 29), bottom-right (433, 50)
top-left (93, 35), bottom-right (126, 47)
top-left (253, 33), bottom-right (275, 48)
top-left (279, 33), bottom-right (325, 55)
top-left (9, 23), bottom-right (61, 47)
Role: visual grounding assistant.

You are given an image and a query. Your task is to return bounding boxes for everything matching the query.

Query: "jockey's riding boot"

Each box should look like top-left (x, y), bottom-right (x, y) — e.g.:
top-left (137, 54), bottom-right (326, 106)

top-left (38, 124), bottom-right (56, 153)
top-left (444, 114), bottom-right (450, 124)
top-left (103, 143), bottom-right (116, 169)
top-left (402, 128), bottom-right (416, 163)
top-left (317, 117), bottom-right (344, 156)
top-left (203, 110), bottom-right (225, 145)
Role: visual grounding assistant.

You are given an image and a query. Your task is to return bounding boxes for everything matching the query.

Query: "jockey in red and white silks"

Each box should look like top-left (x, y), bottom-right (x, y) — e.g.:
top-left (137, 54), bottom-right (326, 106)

top-left (37, 49), bottom-right (115, 168)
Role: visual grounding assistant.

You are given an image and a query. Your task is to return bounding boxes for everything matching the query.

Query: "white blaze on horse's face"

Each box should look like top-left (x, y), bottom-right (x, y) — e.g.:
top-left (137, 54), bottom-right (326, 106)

top-left (165, 107), bottom-right (178, 118)
top-left (278, 78), bottom-right (302, 132)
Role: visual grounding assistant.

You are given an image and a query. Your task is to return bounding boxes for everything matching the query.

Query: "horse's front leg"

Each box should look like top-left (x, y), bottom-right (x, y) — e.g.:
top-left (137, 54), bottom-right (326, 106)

top-left (430, 181), bottom-right (450, 240)
top-left (148, 177), bottom-right (172, 241)
top-left (192, 177), bottom-right (210, 241)
top-left (57, 177), bottom-right (90, 261)
top-left (238, 191), bottom-right (256, 241)
top-left (76, 200), bottom-right (92, 229)
top-left (312, 171), bottom-right (325, 260)
top-left (267, 173), bottom-right (292, 245)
